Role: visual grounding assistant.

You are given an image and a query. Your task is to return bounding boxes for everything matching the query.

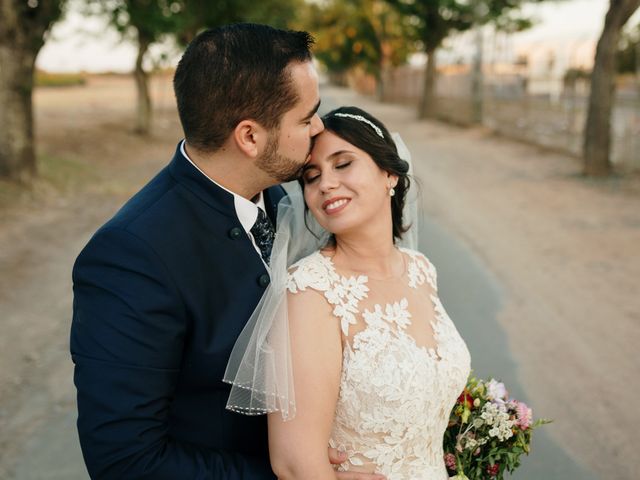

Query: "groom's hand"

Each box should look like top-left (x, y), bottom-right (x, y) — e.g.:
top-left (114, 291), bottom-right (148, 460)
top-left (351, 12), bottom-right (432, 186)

top-left (328, 447), bottom-right (386, 480)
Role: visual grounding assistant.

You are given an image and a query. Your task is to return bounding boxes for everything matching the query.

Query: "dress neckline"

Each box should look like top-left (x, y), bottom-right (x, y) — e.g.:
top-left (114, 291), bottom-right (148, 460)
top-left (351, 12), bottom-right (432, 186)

top-left (316, 248), bottom-right (409, 283)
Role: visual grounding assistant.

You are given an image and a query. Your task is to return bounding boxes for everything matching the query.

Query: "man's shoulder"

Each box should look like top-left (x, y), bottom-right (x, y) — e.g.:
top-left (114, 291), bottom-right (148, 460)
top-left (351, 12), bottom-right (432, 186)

top-left (76, 165), bottom-right (185, 264)
top-left (106, 165), bottom-right (178, 231)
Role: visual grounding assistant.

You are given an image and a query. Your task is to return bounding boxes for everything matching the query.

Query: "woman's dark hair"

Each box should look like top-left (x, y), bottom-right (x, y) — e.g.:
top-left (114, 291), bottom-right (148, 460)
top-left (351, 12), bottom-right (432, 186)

top-left (173, 23), bottom-right (314, 152)
top-left (303, 106), bottom-right (412, 242)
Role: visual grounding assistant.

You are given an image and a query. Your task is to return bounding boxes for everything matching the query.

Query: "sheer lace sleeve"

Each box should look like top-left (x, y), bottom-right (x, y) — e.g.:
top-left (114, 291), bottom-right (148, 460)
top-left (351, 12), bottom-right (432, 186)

top-left (401, 248), bottom-right (438, 291)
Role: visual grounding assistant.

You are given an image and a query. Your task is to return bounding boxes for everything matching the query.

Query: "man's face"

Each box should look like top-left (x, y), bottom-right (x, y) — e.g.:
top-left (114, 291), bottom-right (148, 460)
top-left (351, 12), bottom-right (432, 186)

top-left (256, 61), bottom-right (324, 183)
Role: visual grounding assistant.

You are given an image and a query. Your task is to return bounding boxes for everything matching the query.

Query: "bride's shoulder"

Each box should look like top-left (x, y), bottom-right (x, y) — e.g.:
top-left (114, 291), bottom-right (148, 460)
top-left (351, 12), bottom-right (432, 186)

top-left (399, 247), bottom-right (431, 264)
top-left (399, 247), bottom-right (439, 289)
top-left (286, 250), bottom-right (338, 294)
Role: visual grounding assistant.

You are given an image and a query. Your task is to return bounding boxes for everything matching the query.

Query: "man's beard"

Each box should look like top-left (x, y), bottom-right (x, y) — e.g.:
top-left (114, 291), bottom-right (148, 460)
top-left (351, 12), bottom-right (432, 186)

top-left (256, 130), bottom-right (308, 183)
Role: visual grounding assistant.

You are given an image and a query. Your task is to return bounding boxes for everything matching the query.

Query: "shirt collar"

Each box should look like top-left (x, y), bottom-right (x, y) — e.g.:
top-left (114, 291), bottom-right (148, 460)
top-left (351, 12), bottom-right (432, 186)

top-left (180, 140), bottom-right (265, 233)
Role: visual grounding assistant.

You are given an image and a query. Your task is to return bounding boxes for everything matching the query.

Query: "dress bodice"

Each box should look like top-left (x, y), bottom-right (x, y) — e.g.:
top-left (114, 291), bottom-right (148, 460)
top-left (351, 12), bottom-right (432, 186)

top-left (287, 248), bottom-right (471, 480)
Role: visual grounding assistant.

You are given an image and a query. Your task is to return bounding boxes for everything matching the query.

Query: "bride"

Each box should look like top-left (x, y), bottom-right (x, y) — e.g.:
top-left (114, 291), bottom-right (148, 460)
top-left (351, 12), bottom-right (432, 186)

top-left (225, 106), bottom-right (471, 480)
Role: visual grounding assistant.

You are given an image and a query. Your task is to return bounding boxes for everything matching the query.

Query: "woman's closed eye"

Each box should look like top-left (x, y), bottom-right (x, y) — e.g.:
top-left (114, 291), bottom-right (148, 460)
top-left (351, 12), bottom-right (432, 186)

top-left (303, 172), bottom-right (320, 184)
top-left (304, 161), bottom-right (352, 184)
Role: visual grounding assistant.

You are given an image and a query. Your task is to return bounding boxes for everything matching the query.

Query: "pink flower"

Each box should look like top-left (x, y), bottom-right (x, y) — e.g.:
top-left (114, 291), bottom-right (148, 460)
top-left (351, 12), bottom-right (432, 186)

top-left (444, 453), bottom-right (457, 471)
top-left (515, 401), bottom-right (533, 429)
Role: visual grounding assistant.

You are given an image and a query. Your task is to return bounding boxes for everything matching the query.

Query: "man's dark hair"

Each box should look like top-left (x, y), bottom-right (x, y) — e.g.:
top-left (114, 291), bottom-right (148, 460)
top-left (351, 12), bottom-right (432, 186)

top-left (173, 23), bottom-right (314, 152)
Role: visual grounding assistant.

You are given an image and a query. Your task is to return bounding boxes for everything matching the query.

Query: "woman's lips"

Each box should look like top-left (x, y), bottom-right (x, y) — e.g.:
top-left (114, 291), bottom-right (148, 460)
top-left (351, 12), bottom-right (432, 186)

top-left (322, 197), bottom-right (350, 215)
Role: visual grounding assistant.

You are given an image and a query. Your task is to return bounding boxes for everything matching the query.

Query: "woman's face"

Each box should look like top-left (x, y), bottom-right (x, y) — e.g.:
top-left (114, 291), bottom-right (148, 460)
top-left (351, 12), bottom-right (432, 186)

top-left (302, 130), bottom-right (397, 237)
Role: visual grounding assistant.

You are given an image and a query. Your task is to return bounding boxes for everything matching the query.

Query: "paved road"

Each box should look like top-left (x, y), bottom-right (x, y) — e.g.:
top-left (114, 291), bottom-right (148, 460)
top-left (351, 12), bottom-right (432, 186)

top-left (419, 216), bottom-right (598, 480)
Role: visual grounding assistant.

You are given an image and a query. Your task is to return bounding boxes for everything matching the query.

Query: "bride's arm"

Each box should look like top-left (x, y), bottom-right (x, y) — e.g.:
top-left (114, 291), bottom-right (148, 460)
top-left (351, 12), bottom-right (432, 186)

top-left (268, 289), bottom-right (342, 480)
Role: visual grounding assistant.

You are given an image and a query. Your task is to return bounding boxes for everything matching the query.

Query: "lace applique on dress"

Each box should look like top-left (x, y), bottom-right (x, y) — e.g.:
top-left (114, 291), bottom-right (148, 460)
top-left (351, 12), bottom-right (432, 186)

top-left (287, 249), bottom-right (472, 480)
top-left (288, 251), bottom-right (369, 336)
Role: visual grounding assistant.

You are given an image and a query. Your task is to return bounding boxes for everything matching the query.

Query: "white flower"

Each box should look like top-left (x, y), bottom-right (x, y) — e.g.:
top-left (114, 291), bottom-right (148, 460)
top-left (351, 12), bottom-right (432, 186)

top-left (480, 402), bottom-right (500, 425)
top-left (487, 379), bottom-right (508, 404)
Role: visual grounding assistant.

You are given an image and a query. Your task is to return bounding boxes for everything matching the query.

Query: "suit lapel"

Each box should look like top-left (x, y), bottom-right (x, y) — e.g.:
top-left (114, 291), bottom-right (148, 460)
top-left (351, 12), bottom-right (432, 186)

top-left (263, 185), bottom-right (287, 226)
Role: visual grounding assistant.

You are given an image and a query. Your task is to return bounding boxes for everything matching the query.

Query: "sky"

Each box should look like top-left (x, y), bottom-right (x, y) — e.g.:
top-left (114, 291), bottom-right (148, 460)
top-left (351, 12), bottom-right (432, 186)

top-left (36, 0), bottom-right (639, 74)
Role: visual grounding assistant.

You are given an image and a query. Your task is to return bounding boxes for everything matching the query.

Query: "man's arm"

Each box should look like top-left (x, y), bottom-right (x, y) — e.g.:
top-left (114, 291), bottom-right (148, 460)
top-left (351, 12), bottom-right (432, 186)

top-left (71, 227), bottom-right (273, 479)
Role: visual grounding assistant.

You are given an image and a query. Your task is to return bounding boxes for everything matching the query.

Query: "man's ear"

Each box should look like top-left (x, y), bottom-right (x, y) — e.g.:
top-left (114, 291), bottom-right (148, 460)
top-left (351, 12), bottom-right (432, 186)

top-left (233, 120), bottom-right (265, 158)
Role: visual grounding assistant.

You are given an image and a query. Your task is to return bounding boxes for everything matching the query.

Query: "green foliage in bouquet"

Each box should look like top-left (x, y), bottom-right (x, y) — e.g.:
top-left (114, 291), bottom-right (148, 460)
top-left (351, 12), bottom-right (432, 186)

top-left (443, 374), bottom-right (552, 480)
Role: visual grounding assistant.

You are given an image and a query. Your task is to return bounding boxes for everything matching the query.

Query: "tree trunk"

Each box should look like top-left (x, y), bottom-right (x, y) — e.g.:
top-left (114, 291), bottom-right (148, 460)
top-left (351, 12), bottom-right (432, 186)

top-left (0, 44), bottom-right (37, 181)
top-left (583, 0), bottom-right (640, 177)
top-left (419, 46), bottom-right (437, 119)
top-left (133, 34), bottom-right (151, 135)
top-left (376, 52), bottom-right (389, 102)
top-left (471, 27), bottom-right (484, 125)
top-left (376, 71), bottom-right (385, 101)
top-left (0, 0), bottom-right (64, 181)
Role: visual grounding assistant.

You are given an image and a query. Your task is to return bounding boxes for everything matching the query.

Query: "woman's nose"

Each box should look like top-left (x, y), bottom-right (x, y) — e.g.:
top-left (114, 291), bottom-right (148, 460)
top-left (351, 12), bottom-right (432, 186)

top-left (318, 170), bottom-right (338, 193)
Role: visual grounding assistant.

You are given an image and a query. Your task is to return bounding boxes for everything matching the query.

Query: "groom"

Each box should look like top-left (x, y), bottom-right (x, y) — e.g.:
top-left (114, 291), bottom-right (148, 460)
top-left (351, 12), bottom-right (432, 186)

top-left (71, 24), bottom-right (383, 480)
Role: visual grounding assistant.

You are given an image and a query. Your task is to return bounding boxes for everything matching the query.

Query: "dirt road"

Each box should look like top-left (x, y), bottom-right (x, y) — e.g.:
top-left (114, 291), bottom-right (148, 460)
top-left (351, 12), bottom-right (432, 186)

top-left (0, 76), bottom-right (638, 479)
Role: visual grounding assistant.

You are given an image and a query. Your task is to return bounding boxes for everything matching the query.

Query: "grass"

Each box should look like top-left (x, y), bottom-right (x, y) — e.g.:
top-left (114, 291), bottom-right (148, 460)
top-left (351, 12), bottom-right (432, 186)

top-left (35, 71), bottom-right (86, 88)
top-left (0, 153), bottom-right (97, 210)
top-left (37, 153), bottom-right (95, 191)
top-left (0, 176), bottom-right (28, 206)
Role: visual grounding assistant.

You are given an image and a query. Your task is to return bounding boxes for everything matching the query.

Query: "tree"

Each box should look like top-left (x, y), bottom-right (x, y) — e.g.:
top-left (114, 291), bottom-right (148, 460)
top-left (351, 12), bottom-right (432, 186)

top-left (175, 0), bottom-right (304, 44)
top-left (583, 0), bottom-right (639, 177)
top-left (303, 0), bottom-right (415, 96)
top-left (616, 21), bottom-right (639, 74)
top-left (92, 0), bottom-right (304, 135)
top-left (0, 0), bottom-right (66, 181)
top-left (87, 0), bottom-right (185, 135)
top-left (384, 0), bottom-right (538, 119)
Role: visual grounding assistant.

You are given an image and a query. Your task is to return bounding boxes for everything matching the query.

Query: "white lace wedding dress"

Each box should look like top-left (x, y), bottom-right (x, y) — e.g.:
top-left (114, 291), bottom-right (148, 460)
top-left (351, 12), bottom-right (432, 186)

top-left (287, 248), bottom-right (471, 480)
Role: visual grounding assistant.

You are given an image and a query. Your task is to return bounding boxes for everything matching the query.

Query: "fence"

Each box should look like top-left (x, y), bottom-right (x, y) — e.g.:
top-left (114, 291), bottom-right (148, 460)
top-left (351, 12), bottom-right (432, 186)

top-left (374, 65), bottom-right (640, 171)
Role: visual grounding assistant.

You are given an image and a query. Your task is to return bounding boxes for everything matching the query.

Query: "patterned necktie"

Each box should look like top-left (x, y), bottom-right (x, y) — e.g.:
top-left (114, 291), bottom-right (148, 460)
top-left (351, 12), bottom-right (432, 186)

top-left (250, 208), bottom-right (275, 265)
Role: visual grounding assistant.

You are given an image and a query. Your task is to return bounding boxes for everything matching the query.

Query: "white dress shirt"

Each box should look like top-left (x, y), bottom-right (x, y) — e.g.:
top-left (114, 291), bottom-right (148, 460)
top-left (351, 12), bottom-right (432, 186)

top-left (180, 140), bottom-right (268, 266)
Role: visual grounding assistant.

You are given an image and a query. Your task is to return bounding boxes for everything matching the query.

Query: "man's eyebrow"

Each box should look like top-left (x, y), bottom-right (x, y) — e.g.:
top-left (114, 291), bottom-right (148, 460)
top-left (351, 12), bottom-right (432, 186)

top-left (303, 99), bottom-right (321, 120)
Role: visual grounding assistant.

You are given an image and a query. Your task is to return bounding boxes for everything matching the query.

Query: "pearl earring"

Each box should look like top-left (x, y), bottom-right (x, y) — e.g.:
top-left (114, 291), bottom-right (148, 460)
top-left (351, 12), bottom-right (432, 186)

top-left (389, 187), bottom-right (396, 197)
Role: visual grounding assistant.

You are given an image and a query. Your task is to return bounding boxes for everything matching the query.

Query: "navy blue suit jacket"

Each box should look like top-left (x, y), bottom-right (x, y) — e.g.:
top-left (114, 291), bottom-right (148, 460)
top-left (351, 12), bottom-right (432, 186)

top-left (71, 143), bottom-right (284, 479)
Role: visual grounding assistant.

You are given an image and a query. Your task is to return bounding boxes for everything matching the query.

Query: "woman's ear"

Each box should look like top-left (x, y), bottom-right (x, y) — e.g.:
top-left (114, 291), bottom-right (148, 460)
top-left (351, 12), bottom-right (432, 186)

top-left (233, 120), bottom-right (265, 158)
top-left (387, 172), bottom-right (399, 188)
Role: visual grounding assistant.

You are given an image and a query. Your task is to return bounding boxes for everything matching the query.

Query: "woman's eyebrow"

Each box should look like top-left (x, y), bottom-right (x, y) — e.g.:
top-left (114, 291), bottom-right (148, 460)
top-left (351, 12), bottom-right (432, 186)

top-left (327, 149), bottom-right (355, 160)
top-left (302, 150), bottom-right (356, 173)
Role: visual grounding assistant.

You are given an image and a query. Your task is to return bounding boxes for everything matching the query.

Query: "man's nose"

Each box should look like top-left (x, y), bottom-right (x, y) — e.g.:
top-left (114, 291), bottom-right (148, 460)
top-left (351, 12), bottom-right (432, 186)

top-left (310, 114), bottom-right (324, 136)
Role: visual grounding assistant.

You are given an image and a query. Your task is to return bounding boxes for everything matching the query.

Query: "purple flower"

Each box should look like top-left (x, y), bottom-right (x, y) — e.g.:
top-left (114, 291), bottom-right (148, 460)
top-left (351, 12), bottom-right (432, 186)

top-left (486, 379), bottom-right (508, 404)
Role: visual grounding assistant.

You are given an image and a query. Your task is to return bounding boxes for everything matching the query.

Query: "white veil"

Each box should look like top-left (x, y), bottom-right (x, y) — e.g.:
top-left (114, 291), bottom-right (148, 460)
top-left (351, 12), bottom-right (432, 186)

top-left (223, 132), bottom-right (416, 420)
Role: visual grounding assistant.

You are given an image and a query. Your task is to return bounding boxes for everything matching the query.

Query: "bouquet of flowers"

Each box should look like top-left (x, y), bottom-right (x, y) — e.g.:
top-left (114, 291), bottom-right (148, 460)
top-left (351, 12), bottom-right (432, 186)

top-left (443, 375), bottom-right (552, 480)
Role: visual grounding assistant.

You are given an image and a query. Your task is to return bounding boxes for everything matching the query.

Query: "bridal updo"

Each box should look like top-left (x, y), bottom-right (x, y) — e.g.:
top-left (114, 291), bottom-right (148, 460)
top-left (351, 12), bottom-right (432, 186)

top-left (315, 106), bottom-right (412, 242)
